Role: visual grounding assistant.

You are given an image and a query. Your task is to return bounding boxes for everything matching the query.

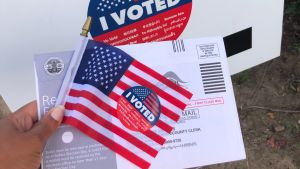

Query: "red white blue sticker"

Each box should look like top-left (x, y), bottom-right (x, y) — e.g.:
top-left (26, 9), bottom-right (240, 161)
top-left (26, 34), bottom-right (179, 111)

top-left (88, 0), bottom-right (193, 45)
top-left (117, 86), bottom-right (161, 132)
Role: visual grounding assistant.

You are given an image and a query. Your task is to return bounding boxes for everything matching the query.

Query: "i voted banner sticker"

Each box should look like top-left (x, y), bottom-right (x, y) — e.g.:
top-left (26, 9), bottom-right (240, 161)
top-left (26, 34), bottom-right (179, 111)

top-left (88, 0), bottom-right (192, 46)
top-left (117, 86), bottom-right (161, 132)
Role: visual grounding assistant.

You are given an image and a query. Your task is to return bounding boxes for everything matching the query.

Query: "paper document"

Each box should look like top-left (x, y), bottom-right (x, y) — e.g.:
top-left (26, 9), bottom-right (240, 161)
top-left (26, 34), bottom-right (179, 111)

top-left (34, 37), bottom-right (245, 169)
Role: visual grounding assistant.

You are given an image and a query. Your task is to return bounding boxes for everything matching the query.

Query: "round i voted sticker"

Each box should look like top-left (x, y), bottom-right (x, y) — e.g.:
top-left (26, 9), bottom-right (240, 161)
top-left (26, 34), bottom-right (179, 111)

top-left (88, 0), bottom-right (193, 46)
top-left (117, 86), bottom-right (161, 132)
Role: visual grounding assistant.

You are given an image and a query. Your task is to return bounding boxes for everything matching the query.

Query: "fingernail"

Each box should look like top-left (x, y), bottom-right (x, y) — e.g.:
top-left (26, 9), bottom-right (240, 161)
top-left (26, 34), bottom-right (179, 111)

top-left (50, 105), bottom-right (65, 122)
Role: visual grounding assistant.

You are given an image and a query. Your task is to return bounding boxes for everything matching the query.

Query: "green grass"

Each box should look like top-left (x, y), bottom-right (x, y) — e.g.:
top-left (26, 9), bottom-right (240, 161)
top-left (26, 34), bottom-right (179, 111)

top-left (295, 44), bottom-right (300, 54)
top-left (296, 141), bottom-right (300, 149)
top-left (284, 121), bottom-right (299, 134)
top-left (285, 0), bottom-right (300, 15)
top-left (234, 71), bottom-right (251, 85)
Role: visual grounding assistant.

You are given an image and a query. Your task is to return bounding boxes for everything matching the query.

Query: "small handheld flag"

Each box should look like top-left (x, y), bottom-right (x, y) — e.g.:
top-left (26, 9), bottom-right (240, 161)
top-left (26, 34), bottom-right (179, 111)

top-left (62, 40), bottom-right (192, 168)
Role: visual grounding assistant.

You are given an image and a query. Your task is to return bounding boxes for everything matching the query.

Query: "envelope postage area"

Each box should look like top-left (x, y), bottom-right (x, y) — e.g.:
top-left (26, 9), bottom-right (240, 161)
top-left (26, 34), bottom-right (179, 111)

top-left (63, 40), bottom-right (193, 169)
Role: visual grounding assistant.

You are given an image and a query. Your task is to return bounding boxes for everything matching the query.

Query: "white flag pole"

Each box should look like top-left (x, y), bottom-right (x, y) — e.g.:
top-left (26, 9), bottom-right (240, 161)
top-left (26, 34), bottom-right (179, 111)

top-left (56, 17), bottom-right (92, 106)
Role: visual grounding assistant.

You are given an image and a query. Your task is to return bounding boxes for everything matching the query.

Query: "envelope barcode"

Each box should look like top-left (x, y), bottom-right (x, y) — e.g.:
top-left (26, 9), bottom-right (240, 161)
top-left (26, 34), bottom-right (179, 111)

top-left (172, 39), bottom-right (185, 53)
top-left (200, 62), bottom-right (226, 94)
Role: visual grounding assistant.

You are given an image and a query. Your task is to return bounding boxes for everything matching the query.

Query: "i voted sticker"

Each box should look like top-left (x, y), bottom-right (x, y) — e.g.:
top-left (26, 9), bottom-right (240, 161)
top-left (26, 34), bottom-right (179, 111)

top-left (88, 0), bottom-right (192, 46)
top-left (117, 86), bottom-right (161, 132)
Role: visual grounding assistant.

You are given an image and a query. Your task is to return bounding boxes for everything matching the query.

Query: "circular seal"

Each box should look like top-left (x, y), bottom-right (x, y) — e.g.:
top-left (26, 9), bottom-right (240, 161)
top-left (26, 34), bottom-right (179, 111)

top-left (62, 131), bottom-right (74, 144)
top-left (117, 86), bottom-right (161, 132)
top-left (44, 57), bottom-right (64, 76)
top-left (88, 0), bottom-right (193, 46)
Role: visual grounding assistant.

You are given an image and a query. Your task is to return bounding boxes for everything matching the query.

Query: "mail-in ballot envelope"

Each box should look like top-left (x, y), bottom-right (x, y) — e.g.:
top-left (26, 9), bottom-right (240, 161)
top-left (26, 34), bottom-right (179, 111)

top-left (34, 37), bottom-right (245, 169)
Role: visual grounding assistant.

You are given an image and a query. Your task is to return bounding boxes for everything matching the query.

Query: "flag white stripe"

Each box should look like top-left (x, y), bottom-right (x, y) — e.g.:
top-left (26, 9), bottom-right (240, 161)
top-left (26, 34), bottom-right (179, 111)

top-left (129, 65), bottom-right (189, 102)
top-left (71, 83), bottom-right (117, 108)
top-left (112, 86), bottom-right (124, 97)
top-left (65, 110), bottom-right (154, 162)
top-left (120, 76), bottom-right (182, 116)
top-left (66, 95), bottom-right (161, 151)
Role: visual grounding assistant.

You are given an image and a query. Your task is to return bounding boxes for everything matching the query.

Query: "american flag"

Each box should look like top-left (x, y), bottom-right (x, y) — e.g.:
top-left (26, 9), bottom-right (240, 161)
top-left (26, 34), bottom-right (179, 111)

top-left (63, 40), bottom-right (193, 169)
top-left (133, 87), bottom-right (160, 117)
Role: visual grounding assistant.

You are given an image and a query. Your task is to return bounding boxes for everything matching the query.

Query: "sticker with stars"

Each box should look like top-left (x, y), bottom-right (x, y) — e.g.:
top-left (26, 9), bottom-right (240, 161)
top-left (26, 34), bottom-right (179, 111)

top-left (97, 0), bottom-right (129, 12)
top-left (88, 0), bottom-right (193, 46)
top-left (117, 86), bottom-right (161, 132)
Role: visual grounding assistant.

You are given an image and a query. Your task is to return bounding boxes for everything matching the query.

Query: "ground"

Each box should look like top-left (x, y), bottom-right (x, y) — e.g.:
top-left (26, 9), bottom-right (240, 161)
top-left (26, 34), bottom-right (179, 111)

top-left (196, 53), bottom-right (300, 169)
top-left (1, 1), bottom-right (300, 169)
top-left (197, 1), bottom-right (300, 168)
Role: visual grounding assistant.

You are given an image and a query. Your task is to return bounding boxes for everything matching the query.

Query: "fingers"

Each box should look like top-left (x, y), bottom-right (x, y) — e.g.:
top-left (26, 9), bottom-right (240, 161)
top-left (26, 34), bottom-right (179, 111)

top-left (13, 101), bottom-right (38, 122)
top-left (30, 106), bottom-right (65, 146)
top-left (9, 101), bottom-right (38, 131)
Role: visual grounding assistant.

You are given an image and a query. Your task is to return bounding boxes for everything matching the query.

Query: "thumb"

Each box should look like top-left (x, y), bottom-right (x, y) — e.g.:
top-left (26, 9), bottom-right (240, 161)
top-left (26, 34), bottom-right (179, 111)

top-left (30, 105), bottom-right (65, 145)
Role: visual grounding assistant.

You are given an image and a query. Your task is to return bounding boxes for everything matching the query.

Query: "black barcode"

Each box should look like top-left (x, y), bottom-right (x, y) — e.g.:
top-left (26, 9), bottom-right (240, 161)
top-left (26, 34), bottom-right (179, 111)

top-left (200, 62), bottom-right (226, 94)
top-left (172, 40), bottom-right (185, 53)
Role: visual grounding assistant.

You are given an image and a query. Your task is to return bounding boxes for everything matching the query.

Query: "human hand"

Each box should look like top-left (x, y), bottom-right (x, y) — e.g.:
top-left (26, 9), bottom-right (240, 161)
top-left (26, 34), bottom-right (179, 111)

top-left (0, 101), bottom-right (64, 169)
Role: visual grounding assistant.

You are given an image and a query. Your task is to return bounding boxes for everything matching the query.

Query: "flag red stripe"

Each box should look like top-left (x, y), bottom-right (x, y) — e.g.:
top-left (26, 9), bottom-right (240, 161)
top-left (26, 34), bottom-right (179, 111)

top-left (69, 88), bottom-right (166, 145)
top-left (69, 89), bottom-right (117, 116)
top-left (125, 70), bottom-right (187, 110)
top-left (116, 82), bottom-right (180, 122)
top-left (132, 60), bottom-right (193, 99)
top-left (65, 103), bottom-right (159, 157)
top-left (146, 95), bottom-right (158, 108)
top-left (161, 106), bottom-right (180, 122)
top-left (117, 81), bottom-right (131, 90)
top-left (156, 120), bottom-right (173, 134)
top-left (143, 100), bottom-right (158, 116)
top-left (144, 98), bottom-right (159, 114)
top-left (148, 94), bottom-right (159, 106)
top-left (143, 130), bottom-right (165, 145)
top-left (110, 91), bottom-right (122, 102)
top-left (63, 117), bottom-right (151, 169)
top-left (145, 97), bottom-right (159, 112)
top-left (150, 93), bottom-right (156, 99)
top-left (109, 92), bottom-right (120, 101)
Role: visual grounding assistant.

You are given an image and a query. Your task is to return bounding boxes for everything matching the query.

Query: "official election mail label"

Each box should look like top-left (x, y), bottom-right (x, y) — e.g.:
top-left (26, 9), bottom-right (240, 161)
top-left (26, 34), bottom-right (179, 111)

top-left (88, 0), bottom-right (192, 45)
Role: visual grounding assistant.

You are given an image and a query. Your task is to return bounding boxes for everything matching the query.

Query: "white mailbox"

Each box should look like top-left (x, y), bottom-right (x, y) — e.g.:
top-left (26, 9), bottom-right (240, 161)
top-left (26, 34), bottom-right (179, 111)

top-left (0, 0), bottom-right (284, 110)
